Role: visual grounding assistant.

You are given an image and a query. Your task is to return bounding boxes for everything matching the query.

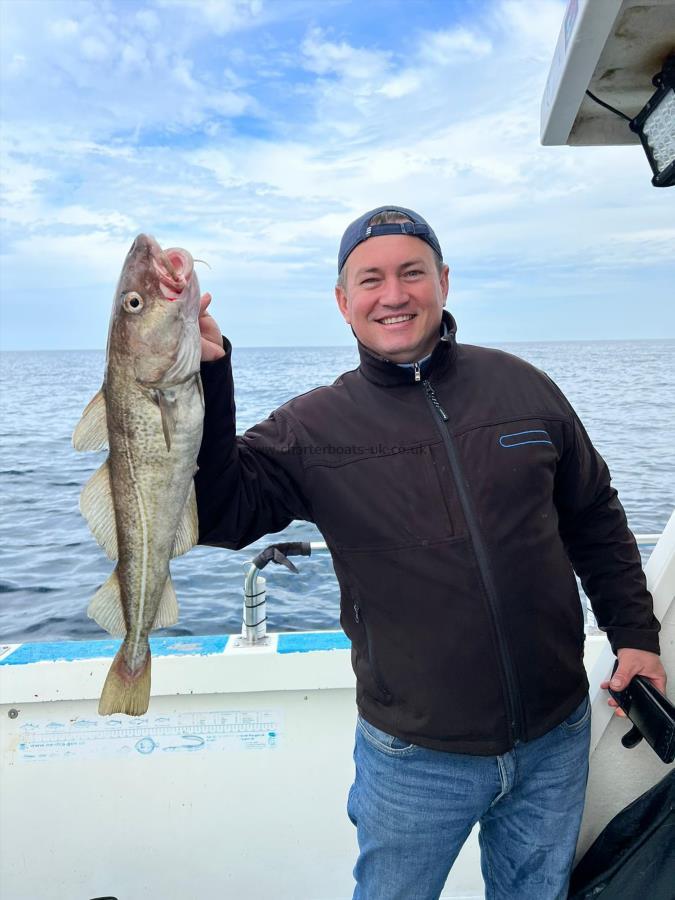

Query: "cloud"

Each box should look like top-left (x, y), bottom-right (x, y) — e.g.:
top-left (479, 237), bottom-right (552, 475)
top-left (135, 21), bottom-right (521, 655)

top-left (497, 0), bottom-right (565, 60)
top-left (302, 27), bottom-right (391, 80)
top-left (0, 157), bottom-right (51, 208)
top-left (156, 0), bottom-right (264, 36)
top-left (49, 18), bottom-right (79, 39)
top-left (378, 72), bottom-right (422, 99)
top-left (0, 0), bottom-right (256, 137)
top-left (418, 27), bottom-right (492, 64)
top-left (0, 0), bottom-right (672, 352)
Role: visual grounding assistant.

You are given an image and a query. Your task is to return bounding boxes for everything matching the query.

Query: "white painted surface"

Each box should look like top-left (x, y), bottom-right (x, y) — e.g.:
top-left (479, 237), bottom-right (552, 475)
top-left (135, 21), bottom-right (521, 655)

top-left (541, 0), bottom-right (622, 145)
top-left (0, 633), bottom-right (619, 900)
top-left (0, 636), bottom-right (354, 706)
top-left (577, 509), bottom-right (675, 858)
top-left (541, 0), bottom-right (675, 146)
top-left (0, 665), bottom-right (483, 899)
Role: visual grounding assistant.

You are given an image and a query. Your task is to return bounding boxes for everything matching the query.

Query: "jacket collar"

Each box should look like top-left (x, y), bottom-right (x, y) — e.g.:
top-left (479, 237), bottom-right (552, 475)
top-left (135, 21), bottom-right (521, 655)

top-left (357, 310), bottom-right (458, 387)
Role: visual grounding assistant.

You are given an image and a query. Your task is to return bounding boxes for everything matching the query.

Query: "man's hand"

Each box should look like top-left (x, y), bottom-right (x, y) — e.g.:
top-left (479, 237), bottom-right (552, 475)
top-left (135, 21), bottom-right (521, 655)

top-left (199, 292), bottom-right (226, 362)
top-left (600, 648), bottom-right (667, 717)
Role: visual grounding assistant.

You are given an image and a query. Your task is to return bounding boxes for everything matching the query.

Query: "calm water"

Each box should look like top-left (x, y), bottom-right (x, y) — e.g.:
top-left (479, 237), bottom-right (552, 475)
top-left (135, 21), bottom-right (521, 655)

top-left (1, 340), bottom-right (673, 644)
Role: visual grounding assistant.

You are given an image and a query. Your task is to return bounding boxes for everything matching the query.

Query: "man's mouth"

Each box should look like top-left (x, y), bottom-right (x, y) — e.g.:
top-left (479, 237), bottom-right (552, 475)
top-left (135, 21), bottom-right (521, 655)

top-left (377, 314), bottom-right (416, 325)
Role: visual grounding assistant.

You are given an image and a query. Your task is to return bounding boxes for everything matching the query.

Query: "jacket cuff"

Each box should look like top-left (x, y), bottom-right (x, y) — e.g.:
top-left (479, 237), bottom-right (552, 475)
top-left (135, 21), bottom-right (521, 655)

top-left (607, 627), bottom-right (661, 655)
top-left (200, 336), bottom-right (232, 380)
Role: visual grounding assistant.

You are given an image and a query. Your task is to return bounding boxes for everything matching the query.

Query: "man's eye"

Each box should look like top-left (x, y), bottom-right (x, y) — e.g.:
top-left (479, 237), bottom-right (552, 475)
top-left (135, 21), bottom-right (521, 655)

top-left (404, 270), bottom-right (423, 278)
top-left (360, 277), bottom-right (379, 286)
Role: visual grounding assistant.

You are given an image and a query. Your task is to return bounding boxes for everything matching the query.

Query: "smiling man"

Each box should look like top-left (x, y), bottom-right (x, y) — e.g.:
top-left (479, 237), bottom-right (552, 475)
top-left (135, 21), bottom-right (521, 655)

top-left (195, 206), bottom-right (665, 900)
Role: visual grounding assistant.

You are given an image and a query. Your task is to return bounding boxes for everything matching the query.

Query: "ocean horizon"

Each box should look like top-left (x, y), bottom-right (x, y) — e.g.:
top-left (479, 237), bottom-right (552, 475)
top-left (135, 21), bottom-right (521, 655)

top-left (4, 336), bottom-right (675, 353)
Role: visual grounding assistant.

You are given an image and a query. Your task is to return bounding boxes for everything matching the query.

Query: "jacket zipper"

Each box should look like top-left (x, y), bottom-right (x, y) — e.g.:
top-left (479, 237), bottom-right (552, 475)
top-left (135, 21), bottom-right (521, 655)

top-left (353, 601), bottom-right (392, 703)
top-left (422, 379), bottom-right (524, 743)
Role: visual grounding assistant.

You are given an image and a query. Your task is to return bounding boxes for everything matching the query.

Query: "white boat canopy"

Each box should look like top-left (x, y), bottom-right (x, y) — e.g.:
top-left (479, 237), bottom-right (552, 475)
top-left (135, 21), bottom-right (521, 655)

top-left (541, 0), bottom-right (675, 146)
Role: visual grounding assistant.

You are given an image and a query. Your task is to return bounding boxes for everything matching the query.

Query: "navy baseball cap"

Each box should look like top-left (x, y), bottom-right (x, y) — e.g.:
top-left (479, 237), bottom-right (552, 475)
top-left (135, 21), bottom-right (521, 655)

top-left (338, 205), bottom-right (443, 273)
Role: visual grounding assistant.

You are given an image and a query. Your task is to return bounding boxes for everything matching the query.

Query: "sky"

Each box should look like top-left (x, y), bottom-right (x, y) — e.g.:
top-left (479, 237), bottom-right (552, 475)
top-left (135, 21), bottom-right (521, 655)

top-left (0, 0), bottom-right (673, 351)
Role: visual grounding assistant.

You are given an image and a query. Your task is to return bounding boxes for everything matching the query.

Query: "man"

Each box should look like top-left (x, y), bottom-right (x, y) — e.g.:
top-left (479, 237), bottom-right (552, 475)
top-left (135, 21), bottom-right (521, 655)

top-left (195, 206), bottom-right (665, 899)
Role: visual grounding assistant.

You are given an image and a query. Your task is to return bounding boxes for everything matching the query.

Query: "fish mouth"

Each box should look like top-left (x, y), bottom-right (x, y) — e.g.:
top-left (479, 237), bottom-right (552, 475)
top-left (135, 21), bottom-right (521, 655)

top-left (152, 247), bottom-right (195, 301)
top-left (131, 234), bottom-right (194, 302)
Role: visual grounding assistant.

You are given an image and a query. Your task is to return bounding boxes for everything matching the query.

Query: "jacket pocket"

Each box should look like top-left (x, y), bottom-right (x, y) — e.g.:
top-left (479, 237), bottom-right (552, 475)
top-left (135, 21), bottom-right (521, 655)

top-left (311, 442), bottom-right (455, 551)
top-left (353, 599), bottom-right (393, 705)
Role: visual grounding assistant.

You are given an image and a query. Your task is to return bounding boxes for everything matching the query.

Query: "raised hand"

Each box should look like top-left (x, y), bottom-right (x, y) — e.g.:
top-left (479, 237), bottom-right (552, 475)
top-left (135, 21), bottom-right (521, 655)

top-left (199, 293), bottom-right (226, 361)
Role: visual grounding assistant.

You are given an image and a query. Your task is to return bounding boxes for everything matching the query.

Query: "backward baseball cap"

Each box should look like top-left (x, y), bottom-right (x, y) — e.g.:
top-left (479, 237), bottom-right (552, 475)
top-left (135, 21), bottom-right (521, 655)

top-left (337, 205), bottom-right (443, 274)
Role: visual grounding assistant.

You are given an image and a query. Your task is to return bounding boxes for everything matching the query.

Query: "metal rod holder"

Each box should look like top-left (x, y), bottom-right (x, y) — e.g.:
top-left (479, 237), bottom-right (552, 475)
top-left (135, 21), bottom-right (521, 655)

top-left (241, 541), bottom-right (328, 644)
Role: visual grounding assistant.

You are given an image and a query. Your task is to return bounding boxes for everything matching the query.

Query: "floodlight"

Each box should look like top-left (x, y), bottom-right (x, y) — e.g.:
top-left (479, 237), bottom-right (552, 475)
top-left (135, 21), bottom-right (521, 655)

top-left (630, 56), bottom-right (675, 188)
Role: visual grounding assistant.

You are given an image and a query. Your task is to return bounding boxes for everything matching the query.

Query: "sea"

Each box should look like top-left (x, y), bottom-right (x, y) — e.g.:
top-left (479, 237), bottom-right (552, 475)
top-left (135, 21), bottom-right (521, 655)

top-left (1, 340), bottom-right (673, 645)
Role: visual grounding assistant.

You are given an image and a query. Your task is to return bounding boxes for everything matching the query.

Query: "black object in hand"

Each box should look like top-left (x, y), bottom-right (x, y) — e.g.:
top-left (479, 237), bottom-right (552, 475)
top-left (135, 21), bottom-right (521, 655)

top-left (608, 661), bottom-right (675, 764)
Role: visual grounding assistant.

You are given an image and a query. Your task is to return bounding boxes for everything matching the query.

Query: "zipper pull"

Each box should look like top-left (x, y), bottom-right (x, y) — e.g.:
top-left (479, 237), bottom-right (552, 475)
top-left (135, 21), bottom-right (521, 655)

top-left (413, 362), bottom-right (421, 382)
top-left (353, 602), bottom-right (360, 623)
top-left (423, 380), bottom-right (449, 421)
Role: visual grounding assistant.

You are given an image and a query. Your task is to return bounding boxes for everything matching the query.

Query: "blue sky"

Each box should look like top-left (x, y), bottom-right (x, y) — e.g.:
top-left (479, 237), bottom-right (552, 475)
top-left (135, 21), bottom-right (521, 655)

top-left (1, 0), bottom-right (673, 350)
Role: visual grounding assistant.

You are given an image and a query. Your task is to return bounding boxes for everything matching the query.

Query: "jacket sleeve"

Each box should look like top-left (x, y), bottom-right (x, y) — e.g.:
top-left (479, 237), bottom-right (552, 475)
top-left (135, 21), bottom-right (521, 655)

top-left (553, 407), bottom-right (660, 655)
top-left (195, 339), bottom-right (313, 550)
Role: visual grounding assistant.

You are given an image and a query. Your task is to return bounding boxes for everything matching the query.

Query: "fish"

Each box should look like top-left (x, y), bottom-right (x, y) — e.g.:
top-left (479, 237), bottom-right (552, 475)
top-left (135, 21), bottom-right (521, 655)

top-left (73, 234), bottom-right (204, 716)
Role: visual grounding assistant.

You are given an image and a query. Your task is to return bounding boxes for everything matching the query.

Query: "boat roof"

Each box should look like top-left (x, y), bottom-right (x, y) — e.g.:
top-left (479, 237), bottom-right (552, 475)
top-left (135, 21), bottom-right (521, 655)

top-left (541, 0), bottom-right (675, 146)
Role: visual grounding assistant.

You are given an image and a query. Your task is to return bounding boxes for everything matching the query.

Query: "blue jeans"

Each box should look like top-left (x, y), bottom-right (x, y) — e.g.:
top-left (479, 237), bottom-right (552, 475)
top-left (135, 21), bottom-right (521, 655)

top-left (348, 696), bottom-right (591, 900)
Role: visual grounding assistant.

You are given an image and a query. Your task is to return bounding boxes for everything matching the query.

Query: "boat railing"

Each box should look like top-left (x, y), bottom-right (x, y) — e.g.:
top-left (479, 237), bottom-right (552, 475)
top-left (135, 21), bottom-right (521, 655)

top-left (242, 540), bottom-right (328, 644)
top-left (241, 535), bottom-right (662, 644)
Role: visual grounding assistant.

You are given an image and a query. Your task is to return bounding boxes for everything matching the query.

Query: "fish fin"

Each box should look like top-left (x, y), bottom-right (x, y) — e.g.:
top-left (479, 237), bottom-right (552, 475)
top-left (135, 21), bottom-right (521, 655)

top-left (153, 576), bottom-right (179, 629)
top-left (87, 569), bottom-right (126, 637)
top-left (99, 647), bottom-right (151, 717)
top-left (80, 461), bottom-right (118, 560)
top-left (73, 389), bottom-right (108, 452)
top-left (171, 481), bottom-right (198, 558)
top-left (156, 390), bottom-right (178, 452)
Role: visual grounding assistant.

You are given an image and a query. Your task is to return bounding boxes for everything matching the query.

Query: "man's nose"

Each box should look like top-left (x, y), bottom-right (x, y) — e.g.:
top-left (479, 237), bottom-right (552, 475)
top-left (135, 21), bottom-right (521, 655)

top-left (379, 277), bottom-right (408, 306)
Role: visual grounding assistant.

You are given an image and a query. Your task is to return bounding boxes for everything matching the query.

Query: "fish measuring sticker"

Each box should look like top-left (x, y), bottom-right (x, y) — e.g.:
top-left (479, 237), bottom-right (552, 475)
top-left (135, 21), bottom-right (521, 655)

top-left (10, 709), bottom-right (282, 763)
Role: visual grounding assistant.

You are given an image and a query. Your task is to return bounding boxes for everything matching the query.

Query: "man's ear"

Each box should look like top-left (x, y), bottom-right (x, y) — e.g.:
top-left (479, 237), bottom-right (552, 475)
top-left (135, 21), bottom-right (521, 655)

top-left (335, 285), bottom-right (351, 324)
top-left (440, 265), bottom-right (450, 304)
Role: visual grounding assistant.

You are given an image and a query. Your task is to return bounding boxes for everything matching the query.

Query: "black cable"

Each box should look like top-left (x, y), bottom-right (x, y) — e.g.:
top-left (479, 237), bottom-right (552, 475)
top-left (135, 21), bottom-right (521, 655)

top-left (243, 597), bottom-right (266, 611)
top-left (585, 89), bottom-right (632, 123)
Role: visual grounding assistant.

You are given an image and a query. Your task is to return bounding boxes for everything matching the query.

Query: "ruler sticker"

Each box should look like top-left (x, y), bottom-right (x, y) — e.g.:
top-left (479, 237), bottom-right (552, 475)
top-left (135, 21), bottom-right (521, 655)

top-left (12, 709), bottom-right (282, 762)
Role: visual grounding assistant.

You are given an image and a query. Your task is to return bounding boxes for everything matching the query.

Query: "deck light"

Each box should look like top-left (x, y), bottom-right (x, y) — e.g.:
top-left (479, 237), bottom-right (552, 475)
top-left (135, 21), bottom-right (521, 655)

top-left (629, 55), bottom-right (675, 188)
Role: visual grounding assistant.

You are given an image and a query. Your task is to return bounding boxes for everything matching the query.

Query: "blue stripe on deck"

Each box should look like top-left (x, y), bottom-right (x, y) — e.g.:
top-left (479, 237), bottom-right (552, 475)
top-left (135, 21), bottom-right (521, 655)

top-left (0, 634), bottom-right (230, 665)
top-left (277, 632), bottom-right (350, 654)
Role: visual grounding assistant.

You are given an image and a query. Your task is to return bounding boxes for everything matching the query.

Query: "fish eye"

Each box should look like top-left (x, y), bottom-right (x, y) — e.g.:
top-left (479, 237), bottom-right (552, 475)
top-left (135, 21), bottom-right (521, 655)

top-left (123, 292), bottom-right (144, 313)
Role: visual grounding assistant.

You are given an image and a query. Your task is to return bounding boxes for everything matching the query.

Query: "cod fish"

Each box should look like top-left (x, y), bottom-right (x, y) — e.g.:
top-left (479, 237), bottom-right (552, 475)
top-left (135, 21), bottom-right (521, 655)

top-left (73, 234), bottom-right (204, 716)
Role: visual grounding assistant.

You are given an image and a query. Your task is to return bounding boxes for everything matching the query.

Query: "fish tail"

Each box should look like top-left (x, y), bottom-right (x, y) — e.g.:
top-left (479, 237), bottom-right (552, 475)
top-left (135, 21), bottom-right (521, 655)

top-left (98, 645), bottom-right (151, 716)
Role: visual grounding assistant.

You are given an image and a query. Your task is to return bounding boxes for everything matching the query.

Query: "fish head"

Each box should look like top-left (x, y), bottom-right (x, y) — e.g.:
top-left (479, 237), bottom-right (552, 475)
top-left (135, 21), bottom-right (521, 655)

top-left (107, 234), bottom-right (202, 387)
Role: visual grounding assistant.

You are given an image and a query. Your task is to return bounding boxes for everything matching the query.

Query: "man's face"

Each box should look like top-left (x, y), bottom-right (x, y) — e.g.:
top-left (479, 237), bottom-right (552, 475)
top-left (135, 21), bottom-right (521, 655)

top-left (335, 235), bottom-right (449, 364)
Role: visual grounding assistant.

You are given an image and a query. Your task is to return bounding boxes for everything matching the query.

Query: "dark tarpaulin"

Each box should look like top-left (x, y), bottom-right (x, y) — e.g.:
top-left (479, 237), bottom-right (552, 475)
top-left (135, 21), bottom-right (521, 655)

top-left (569, 770), bottom-right (675, 899)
